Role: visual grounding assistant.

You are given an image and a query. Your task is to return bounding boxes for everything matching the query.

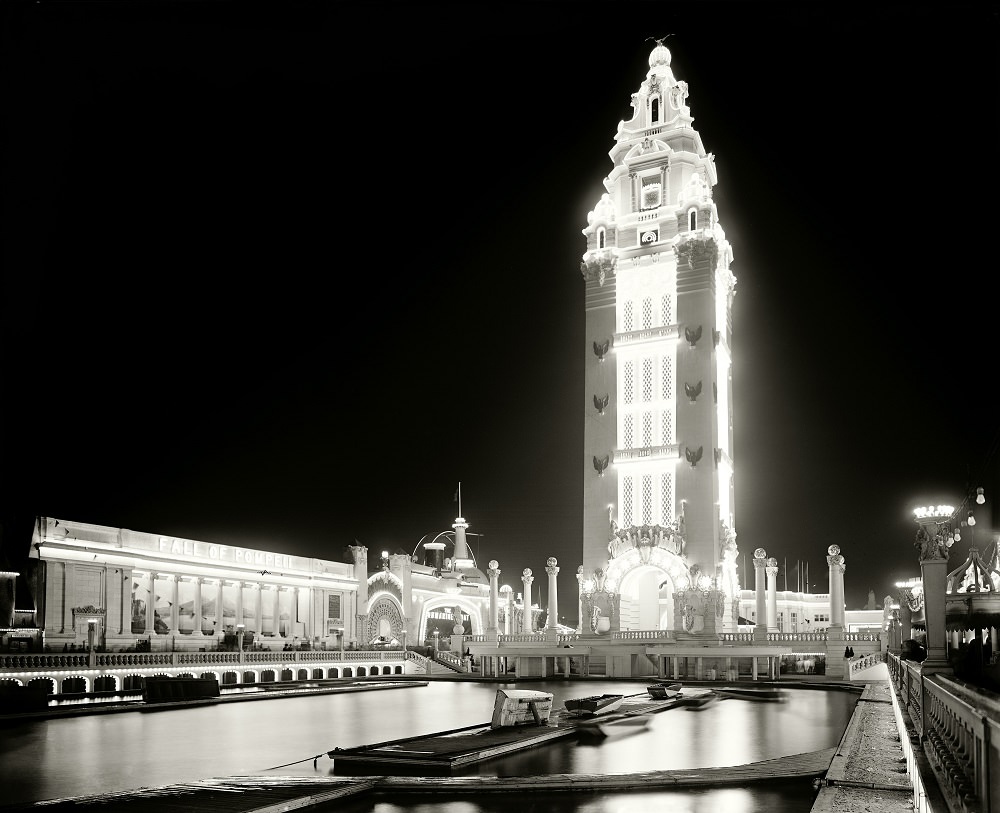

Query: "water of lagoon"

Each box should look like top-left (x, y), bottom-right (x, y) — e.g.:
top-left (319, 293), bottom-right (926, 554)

top-left (0, 679), bottom-right (858, 812)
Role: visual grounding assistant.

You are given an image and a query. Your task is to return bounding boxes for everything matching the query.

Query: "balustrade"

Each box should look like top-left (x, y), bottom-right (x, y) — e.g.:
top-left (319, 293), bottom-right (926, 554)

top-left (887, 652), bottom-right (1000, 813)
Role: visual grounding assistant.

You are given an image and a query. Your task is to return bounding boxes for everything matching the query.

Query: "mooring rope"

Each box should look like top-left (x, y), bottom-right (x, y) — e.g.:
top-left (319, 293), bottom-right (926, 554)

top-left (260, 753), bottom-right (327, 771)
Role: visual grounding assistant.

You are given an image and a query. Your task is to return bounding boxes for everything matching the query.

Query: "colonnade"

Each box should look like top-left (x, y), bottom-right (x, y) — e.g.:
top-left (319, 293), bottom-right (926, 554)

top-left (752, 546), bottom-right (847, 638)
top-left (135, 572), bottom-right (300, 638)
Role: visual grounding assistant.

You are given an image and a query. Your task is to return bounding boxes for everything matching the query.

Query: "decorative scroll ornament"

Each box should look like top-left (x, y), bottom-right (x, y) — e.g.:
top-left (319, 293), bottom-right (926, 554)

top-left (914, 527), bottom-right (949, 562)
top-left (684, 325), bottom-right (702, 348)
top-left (593, 394), bottom-right (609, 415)
top-left (593, 454), bottom-right (610, 476)
top-left (674, 236), bottom-right (719, 271)
top-left (684, 380), bottom-right (702, 402)
top-left (685, 445), bottom-right (703, 467)
top-left (593, 339), bottom-right (610, 361)
top-left (682, 604), bottom-right (696, 631)
top-left (580, 252), bottom-right (617, 286)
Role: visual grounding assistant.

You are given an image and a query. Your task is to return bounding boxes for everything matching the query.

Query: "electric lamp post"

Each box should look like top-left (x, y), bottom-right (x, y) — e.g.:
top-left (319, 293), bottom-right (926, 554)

top-left (911, 503), bottom-right (955, 673)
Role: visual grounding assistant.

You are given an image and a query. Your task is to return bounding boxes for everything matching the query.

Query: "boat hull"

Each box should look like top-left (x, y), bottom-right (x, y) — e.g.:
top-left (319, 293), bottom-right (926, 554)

top-left (564, 694), bottom-right (625, 717)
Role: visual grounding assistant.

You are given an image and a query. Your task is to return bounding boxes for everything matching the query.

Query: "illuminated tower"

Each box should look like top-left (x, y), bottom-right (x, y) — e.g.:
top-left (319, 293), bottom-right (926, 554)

top-left (579, 40), bottom-right (737, 634)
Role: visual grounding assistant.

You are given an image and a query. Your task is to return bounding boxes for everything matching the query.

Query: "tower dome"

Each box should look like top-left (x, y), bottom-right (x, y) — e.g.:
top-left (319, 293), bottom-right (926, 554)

top-left (648, 42), bottom-right (671, 68)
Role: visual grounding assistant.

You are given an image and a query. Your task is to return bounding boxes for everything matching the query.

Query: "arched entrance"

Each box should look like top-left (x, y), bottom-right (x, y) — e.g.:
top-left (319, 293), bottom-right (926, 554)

top-left (365, 594), bottom-right (404, 644)
top-left (606, 547), bottom-right (689, 632)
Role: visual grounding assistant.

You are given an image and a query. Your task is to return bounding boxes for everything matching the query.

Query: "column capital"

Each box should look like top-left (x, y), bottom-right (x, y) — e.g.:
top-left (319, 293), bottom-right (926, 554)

top-left (487, 561), bottom-right (501, 580)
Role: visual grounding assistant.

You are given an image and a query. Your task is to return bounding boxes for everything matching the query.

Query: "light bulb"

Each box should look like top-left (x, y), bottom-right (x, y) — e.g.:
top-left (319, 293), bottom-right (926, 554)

top-left (954, 530), bottom-right (961, 542)
top-left (976, 487), bottom-right (985, 505)
top-left (968, 514), bottom-right (976, 526)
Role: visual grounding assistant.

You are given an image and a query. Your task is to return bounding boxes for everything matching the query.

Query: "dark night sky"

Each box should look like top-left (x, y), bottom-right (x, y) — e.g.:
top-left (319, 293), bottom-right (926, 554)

top-left (2, 2), bottom-right (998, 617)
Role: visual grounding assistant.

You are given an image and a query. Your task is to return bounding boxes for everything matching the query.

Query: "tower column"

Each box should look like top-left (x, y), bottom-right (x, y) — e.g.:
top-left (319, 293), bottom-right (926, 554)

top-left (752, 551), bottom-right (767, 642)
top-left (521, 569), bottom-right (534, 633)
top-left (765, 558), bottom-right (779, 631)
top-left (487, 561), bottom-right (500, 637)
top-left (827, 548), bottom-right (845, 628)
top-left (545, 557), bottom-right (559, 633)
top-left (215, 579), bottom-right (225, 638)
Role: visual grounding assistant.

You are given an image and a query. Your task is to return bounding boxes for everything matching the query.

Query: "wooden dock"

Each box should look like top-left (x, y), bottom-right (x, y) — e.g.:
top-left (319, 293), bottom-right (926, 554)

top-left (329, 692), bottom-right (690, 775)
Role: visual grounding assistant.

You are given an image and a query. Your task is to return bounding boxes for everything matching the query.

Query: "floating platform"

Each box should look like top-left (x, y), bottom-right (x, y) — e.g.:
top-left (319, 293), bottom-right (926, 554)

top-left (330, 693), bottom-right (690, 775)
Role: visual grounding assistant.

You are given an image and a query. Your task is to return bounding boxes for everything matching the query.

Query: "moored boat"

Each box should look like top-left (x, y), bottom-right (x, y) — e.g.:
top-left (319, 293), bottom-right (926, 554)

top-left (678, 692), bottom-right (719, 711)
top-left (647, 681), bottom-right (682, 699)
top-left (712, 686), bottom-right (786, 702)
top-left (490, 688), bottom-right (554, 728)
top-left (563, 693), bottom-right (625, 717)
top-left (577, 711), bottom-right (653, 738)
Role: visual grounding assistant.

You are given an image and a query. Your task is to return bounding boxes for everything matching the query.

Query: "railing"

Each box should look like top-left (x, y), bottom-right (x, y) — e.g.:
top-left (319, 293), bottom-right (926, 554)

top-left (887, 651), bottom-right (1000, 813)
top-left (849, 651), bottom-right (885, 678)
top-left (765, 632), bottom-right (830, 643)
top-left (611, 630), bottom-right (675, 642)
top-left (718, 633), bottom-right (755, 643)
top-left (434, 651), bottom-right (464, 672)
top-left (0, 649), bottom-right (407, 673)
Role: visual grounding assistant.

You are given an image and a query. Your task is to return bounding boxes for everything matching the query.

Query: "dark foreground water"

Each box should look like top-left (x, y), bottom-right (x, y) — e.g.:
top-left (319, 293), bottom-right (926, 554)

top-left (0, 680), bottom-right (858, 812)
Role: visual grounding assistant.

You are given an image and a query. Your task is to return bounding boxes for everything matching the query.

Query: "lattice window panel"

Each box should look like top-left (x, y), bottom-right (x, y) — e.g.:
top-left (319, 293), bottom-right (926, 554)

top-left (623, 361), bottom-right (634, 405)
top-left (642, 475), bottom-right (653, 525)
top-left (661, 293), bottom-right (674, 326)
top-left (642, 358), bottom-right (653, 402)
top-left (622, 477), bottom-right (634, 527)
top-left (661, 409), bottom-right (674, 445)
top-left (623, 414), bottom-right (634, 449)
top-left (642, 411), bottom-right (653, 447)
top-left (642, 297), bottom-right (653, 329)
top-left (661, 472), bottom-right (674, 526)
top-left (623, 301), bottom-right (635, 332)
top-left (660, 355), bottom-right (674, 400)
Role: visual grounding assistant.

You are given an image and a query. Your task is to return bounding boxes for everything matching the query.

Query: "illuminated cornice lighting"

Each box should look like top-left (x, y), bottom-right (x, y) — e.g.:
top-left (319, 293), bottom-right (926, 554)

top-left (913, 505), bottom-right (954, 520)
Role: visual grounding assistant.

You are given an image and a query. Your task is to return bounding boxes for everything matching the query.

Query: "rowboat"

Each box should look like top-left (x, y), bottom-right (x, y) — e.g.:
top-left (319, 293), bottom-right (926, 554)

top-left (712, 686), bottom-right (786, 702)
top-left (563, 693), bottom-right (625, 717)
top-left (577, 711), bottom-right (653, 738)
top-left (678, 692), bottom-right (719, 711)
top-left (646, 681), bottom-right (682, 699)
top-left (490, 689), bottom-right (554, 728)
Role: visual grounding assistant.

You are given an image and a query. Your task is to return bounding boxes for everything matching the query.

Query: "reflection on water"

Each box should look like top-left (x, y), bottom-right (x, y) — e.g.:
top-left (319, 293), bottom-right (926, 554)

top-left (0, 680), bottom-right (857, 813)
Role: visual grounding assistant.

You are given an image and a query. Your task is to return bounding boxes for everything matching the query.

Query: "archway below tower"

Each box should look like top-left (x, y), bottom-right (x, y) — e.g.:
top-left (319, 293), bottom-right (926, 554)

top-left (618, 565), bottom-right (675, 631)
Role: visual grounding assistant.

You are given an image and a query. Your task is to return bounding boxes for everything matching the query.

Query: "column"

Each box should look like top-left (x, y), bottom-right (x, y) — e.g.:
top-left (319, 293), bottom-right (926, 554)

top-left (235, 581), bottom-right (244, 630)
top-left (765, 558), bottom-right (778, 631)
top-left (545, 557), bottom-right (559, 632)
top-left (576, 566), bottom-right (585, 635)
top-left (291, 587), bottom-right (300, 641)
top-left (827, 546), bottom-right (845, 628)
top-left (192, 577), bottom-right (203, 636)
top-left (752, 550), bottom-right (767, 642)
top-left (914, 522), bottom-right (953, 674)
top-left (170, 575), bottom-right (179, 634)
top-left (215, 579), bottom-right (225, 636)
top-left (271, 586), bottom-right (280, 637)
top-left (145, 572), bottom-right (157, 636)
top-left (521, 569), bottom-right (534, 634)
top-left (255, 582), bottom-right (264, 635)
top-left (487, 560), bottom-right (500, 636)
top-left (895, 586), bottom-right (913, 651)
top-left (500, 586), bottom-right (512, 635)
